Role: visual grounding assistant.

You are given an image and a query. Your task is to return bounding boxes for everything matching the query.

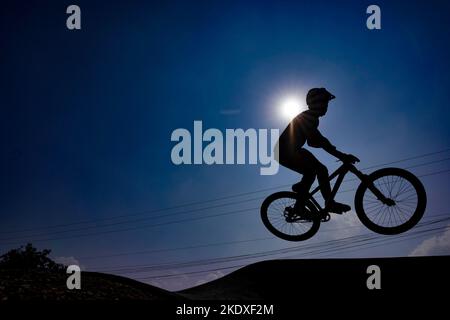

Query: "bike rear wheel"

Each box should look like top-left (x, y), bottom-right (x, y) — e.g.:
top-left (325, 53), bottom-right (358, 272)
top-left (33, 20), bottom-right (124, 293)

top-left (261, 191), bottom-right (321, 241)
top-left (355, 168), bottom-right (426, 235)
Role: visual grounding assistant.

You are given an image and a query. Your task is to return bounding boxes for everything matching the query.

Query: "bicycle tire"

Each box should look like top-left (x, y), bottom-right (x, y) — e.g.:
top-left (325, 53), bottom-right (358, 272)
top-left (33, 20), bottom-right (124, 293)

top-left (355, 168), bottom-right (427, 235)
top-left (261, 191), bottom-right (321, 241)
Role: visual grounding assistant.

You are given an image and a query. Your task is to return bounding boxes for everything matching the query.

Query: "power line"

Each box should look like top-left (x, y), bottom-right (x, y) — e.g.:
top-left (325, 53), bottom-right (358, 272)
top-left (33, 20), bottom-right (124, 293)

top-left (82, 212), bottom-right (450, 266)
top-left (361, 148), bottom-right (450, 170)
top-left (0, 197), bottom-right (263, 241)
top-left (0, 207), bottom-right (259, 246)
top-left (137, 264), bottom-right (245, 280)
top-left (293, 224), bottom-right (450, 259)
top-left (134, 222), bottom-right (450, 280)
top-left (0, 167), bottom-right (449, 246)
top-left (135, 223), bottom-right (450, 280)
top-left (2, 148), bottom-right (449, 236)
top-left (91, 216), bottom-right (450, 274)
top-left (315, 228), bottom-right (449, 258)
top-left (79, 236), bottom-right (275, 261)
top-left (342, 156), bottom-right (450, 183)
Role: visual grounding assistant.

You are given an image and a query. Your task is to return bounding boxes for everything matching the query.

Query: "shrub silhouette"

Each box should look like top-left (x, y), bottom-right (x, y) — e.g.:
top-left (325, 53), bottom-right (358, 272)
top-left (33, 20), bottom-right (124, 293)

top-left (0, 243), bottom-right (65, 272)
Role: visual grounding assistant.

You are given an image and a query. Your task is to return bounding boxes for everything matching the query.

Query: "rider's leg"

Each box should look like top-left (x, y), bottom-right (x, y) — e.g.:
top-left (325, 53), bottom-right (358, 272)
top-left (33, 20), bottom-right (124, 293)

top-left (314, 161), bottom-right (350, 212)
top-left (292, 171), bottom-right (315, 210)
top-left (315, 162), bottom-right (332, 203)
top-left (292, 151), bottom-right (351, 213)
top-left (279, 149), bottom-right (317, 210)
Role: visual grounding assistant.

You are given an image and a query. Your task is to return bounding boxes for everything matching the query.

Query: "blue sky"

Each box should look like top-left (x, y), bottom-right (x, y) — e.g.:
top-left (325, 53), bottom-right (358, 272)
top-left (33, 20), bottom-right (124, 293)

top-left (1, 0), bottom-right (450, 290)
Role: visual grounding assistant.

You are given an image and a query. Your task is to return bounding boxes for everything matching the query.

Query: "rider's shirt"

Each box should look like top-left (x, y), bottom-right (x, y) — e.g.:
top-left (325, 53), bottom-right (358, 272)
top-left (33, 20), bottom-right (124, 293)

top-left (277, 109), bottom-right (332, 156)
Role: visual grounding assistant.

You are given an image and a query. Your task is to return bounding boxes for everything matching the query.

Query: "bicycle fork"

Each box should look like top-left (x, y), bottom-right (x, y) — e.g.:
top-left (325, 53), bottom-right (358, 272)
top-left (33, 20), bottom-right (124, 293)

top-left (351, 167), bottom-right (395, 206)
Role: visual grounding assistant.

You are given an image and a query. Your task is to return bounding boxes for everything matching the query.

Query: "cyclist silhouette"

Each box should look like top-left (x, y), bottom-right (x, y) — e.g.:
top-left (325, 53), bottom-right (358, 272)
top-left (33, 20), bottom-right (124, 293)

top-left (276, 88), bottom-right (360, 214)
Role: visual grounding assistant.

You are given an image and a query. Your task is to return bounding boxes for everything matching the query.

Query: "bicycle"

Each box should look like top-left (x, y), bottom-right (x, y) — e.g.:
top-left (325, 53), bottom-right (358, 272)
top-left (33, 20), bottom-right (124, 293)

top-left (260, 160), bottom-right (427, 241)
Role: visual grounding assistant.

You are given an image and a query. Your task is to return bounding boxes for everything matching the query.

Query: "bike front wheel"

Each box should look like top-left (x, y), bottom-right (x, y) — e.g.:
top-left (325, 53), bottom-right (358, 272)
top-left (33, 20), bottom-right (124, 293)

top-left (261, 191), bottom-right (321, 241)
top-left (355, 168), bottom-right (427, 235)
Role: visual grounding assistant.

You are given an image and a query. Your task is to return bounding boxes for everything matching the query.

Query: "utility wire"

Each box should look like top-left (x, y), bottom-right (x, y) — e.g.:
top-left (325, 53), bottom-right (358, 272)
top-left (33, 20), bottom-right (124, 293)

top-left (2, 148), bottom-right (449, 235)
top-left (0, 167), bottom-right (449, 245)
top-left (135, 223), bottom-right (450, 280)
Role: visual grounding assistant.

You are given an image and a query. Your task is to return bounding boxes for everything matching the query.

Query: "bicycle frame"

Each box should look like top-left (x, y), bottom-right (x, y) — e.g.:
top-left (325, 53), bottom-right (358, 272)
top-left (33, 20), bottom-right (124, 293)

top-left (307, 163), bottom-right (389, 212)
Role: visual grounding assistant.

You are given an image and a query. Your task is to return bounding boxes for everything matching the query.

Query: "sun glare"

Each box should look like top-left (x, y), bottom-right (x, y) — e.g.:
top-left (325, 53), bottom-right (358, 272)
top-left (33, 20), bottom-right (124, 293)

top-left (280, 96), bottom-right (304, 120)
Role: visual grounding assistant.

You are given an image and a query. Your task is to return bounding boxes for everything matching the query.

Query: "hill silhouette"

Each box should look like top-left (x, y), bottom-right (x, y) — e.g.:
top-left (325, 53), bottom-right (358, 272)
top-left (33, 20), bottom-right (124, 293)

top-left (179, 256), bottom-right (450, 300)
top-left (0, 269), bottom-right (181, 301)
top-left (0, 244), bottom-right (181, 301)
top-left (1, 256), bottom-right (449, 301)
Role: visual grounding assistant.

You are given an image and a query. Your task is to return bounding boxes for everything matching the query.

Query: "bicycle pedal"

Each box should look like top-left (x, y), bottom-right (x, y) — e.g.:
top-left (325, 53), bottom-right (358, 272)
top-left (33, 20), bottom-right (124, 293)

top-left (321, 213), bottom-right (331, 222)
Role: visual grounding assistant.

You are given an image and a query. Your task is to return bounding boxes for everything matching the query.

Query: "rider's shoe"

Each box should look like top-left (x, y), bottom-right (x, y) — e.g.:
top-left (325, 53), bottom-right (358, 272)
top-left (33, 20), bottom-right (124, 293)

top-left (300, 210), bottom-right (316, 221)
top-left (286, 207), bottom-right (314, 222)
top-left (327, 201), bottom-right (351, 214)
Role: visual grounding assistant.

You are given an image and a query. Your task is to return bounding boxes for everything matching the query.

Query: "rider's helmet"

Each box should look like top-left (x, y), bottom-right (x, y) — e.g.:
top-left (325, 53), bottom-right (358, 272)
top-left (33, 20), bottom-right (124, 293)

top-left (306, 88), bottom-right (336, 106)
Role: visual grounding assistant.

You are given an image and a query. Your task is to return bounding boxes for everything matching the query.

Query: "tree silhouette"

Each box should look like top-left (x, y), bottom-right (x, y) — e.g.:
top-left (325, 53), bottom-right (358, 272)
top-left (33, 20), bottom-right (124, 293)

top-left (0, 243), bottom-right (65, 272)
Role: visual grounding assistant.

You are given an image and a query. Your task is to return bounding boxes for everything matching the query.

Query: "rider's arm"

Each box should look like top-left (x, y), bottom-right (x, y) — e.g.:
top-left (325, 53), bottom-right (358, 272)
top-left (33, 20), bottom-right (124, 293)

top-left (321, 141), bottom-right (346, 159)
top-left (306, 129), bottom-right (346, 159)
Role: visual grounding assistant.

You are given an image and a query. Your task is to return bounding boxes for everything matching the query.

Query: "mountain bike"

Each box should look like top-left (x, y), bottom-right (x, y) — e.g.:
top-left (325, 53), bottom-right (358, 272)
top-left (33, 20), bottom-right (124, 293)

top-left (260, 160), bottom-right (427, 241)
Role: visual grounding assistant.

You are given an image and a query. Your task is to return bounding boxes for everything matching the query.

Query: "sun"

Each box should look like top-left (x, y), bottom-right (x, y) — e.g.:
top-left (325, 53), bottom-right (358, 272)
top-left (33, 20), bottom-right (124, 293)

top-left (280, 96), bottom-right (304, 120)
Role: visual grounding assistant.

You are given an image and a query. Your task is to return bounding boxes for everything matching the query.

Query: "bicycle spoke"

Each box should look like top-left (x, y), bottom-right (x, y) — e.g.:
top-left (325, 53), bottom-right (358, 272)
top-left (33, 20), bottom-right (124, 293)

top-left (363, 173), bottom-right (419, 228)
top-left (395, 205), bottom-right (411, 221)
